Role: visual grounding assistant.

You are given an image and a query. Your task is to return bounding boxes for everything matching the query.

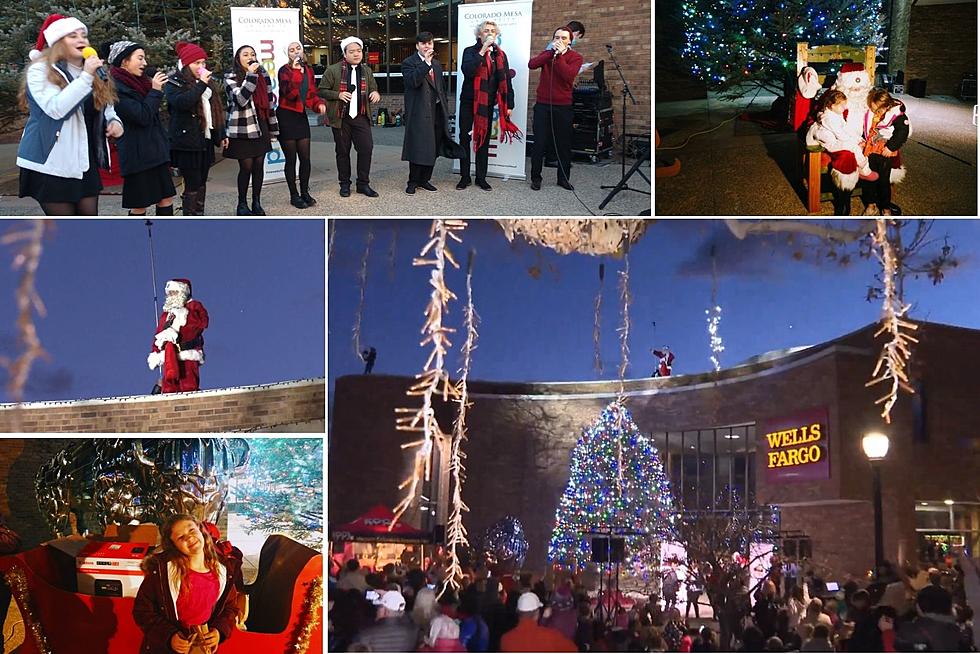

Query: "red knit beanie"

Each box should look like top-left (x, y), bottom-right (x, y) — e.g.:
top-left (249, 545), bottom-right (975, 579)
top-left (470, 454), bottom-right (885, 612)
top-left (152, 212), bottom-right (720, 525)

top-left (175, 41), bottom-right (208, 68)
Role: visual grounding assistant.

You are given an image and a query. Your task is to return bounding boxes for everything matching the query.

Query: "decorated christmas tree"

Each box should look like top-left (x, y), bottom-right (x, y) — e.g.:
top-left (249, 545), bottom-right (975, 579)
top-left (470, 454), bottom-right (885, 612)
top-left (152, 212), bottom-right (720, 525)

top-left (234, 438), bottom-right (323, 549)
top-left (679, 0), bottom-right (885, 100)
top-left (548, 401), bottom-right (674, 579)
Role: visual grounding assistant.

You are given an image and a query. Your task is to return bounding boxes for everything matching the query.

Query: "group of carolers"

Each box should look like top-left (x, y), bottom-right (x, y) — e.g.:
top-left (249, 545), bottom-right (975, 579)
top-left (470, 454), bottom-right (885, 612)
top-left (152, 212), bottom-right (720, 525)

top-left (16, 14), bottom-right (589, 216)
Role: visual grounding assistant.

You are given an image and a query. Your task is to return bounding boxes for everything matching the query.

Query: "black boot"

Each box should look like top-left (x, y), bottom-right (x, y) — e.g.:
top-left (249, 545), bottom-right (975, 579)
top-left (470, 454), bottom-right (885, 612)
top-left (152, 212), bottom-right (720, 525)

top-left (251, 195), bottom-right (267, 216)
top-left (236, 198), bottom-right (253, 216)
top-left (290, 192), bottom-right (309, 209)
top-left (300, 181), bottom-right (317, 206)
top-left (156, 204), bottom-right (174, 216)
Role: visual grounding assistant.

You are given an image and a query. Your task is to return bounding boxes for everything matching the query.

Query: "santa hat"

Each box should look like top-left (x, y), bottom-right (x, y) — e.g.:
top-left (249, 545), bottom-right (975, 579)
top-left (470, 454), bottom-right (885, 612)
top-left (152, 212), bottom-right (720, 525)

top-left (340, 36), bottom-right (363, 54)
top-left (839, 62), bottom-right (865, 75)
top-left (165, 278), bottom-right (192, 296)
top-left (175, 41), bottom-right (207, 68)
top-left (30, 14), bottom-right (87, 62)
top-left (797, 66), bottom-right (821, 99)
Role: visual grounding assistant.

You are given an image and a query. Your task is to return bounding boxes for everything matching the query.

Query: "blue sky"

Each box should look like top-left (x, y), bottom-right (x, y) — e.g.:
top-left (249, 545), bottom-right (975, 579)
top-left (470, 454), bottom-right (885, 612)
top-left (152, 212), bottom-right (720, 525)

top-left (328, 219), bottom-right (980, 411)
top-left (1, 219), bottom-right (324, 403)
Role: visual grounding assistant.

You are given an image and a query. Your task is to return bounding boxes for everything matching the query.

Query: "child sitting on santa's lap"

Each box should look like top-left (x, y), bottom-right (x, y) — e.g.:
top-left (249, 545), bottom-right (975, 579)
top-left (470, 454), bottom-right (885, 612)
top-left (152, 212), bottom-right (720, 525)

top-left (809, 89), bottom-right (878, 184)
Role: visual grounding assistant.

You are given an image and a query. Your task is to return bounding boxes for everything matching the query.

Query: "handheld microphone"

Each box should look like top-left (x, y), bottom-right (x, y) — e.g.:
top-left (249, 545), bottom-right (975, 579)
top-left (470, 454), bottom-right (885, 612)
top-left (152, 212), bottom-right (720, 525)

top-left (80, 46), bottom-right (108, 81)
top-left (552, 48), bottom-right (560, 60)
top-left (606, 44), bottom-right (613, 50)
top-left (145, 66), bottom-right (158, 79)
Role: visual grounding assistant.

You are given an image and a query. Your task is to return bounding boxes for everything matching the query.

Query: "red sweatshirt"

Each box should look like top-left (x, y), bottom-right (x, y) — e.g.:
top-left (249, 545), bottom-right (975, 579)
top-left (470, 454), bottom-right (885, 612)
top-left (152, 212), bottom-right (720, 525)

top-left (277, 64), bottom-right (325, 114)
top-left (528, 48), bottom-right (584, 105)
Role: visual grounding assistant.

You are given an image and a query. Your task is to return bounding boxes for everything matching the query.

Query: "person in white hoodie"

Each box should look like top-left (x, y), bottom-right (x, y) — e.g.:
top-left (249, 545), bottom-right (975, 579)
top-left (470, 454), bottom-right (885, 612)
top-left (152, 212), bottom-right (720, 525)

top-left (17, 14), bottom-right (123, 215)
top-left (806, 88), bottom-right (879, 192)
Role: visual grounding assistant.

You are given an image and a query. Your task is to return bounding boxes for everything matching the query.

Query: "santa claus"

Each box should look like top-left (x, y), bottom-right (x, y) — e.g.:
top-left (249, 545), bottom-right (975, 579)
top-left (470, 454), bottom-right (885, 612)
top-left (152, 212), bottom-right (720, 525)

top-left (147, 278), bottom-right (209, 393)
top-left (652, 347), bottom-right (675, 378)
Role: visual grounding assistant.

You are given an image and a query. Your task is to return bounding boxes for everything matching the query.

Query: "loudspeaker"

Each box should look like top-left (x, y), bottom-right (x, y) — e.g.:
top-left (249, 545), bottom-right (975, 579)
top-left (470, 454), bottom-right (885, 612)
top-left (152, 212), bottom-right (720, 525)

top-left (609, 537), bottom-right (625, 563)
top-left (591, 537), bottom-right (609, 563)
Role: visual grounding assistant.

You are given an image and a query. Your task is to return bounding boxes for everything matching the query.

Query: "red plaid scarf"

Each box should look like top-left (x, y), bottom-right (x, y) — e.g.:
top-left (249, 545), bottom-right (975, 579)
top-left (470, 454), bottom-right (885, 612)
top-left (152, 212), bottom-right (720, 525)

top-left (472, 45), bottom-right (523, 151)
top-left (337, 61), bottom-right (368, 121)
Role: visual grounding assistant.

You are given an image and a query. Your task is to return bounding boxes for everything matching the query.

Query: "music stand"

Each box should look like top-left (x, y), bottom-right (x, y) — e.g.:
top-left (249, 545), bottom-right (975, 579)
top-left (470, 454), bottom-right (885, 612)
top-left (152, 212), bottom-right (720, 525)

top-left (600, 46), bottom-right (650, 211)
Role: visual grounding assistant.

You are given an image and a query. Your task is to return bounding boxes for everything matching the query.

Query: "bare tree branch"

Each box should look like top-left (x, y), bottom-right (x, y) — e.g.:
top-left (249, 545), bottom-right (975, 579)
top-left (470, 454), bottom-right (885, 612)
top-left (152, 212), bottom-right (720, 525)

top-left (723, 219), bottom-right (874, 243)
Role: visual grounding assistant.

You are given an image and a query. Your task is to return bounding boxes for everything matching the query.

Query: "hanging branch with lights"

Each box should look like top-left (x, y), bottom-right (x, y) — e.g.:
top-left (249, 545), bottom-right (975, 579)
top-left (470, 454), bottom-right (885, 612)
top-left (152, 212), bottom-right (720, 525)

top-left (352, 227), bottom-right (374, 359)
top-left (593, 263), bottom-right (605, 377)
top-left (706, 244), bottom-right (724, 372)
top-left (613, 245), bottom-right (633, 492)
top-left (865, 219), bottom-right (918, 424)
top-left (391, 220), bottom-right (466, 527)
top-left (442, 250), bottom-right (479, 597)
top-left (328, 219), bottom-right (336, 261)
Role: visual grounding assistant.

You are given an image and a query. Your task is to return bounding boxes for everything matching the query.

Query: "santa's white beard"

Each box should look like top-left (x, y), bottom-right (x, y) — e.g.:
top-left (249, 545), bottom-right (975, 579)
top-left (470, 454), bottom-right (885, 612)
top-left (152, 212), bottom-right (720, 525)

top-left (163, 293), bottom-right (189, 312)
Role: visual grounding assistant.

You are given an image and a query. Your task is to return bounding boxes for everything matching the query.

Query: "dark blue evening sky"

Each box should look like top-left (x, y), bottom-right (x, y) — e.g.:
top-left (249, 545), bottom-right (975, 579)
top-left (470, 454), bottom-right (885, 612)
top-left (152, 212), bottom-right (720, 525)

top-left (1, 219), bottom-right (325, 403)
top-left (328, 219), bottom-right (980, 415)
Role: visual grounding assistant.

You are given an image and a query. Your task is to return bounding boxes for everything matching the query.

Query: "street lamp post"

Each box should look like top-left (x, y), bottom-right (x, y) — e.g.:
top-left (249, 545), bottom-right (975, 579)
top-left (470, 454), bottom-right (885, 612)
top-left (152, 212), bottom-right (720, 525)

top-left (863, 432), bottom-right (890, 577)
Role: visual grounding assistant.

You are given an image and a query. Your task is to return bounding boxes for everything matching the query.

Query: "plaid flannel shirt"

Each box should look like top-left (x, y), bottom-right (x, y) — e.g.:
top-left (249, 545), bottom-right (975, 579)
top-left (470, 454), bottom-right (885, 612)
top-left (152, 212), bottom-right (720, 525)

top-left (224, 71), bottom-right (280, 139)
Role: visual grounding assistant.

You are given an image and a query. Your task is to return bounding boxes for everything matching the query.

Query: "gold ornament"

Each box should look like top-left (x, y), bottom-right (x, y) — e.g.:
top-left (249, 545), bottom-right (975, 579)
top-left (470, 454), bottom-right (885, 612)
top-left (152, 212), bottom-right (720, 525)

top-left (290, 575), bottom-right (323, 654)
top-left (4, 566), bottom-right (53, 654)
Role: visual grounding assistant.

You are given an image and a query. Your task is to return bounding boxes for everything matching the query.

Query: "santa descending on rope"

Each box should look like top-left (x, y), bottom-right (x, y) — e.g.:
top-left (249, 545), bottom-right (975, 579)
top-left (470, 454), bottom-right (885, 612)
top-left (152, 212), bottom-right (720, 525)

top-left (147, 278), bottom-right (209, 393)
top-left (652, 346), bottom-right (675, 378)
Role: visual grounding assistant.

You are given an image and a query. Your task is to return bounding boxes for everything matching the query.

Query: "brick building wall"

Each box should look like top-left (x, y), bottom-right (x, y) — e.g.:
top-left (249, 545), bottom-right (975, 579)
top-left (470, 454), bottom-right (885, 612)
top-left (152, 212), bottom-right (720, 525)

top-left (330, 322), bottom-right (980, 575)
top-left (0, 439), bottom-right (73, 549)
top-left (0, 378), bottom-right (325, 433)
top-left (905, 3), bottom-right (977, 97)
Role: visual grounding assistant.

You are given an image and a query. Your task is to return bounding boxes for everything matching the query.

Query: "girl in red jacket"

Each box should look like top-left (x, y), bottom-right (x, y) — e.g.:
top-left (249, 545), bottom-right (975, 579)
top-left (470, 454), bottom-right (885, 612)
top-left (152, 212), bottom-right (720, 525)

top-left (133, 514), bottom-right (241, 654)
top-left (277, 41), bottom-right (326, 209)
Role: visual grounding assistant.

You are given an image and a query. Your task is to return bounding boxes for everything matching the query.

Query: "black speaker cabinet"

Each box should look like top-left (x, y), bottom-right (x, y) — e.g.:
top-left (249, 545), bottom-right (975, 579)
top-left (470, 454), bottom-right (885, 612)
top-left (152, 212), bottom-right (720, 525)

top-left (609, 537), bottom-right (625, 563)
top-left (591, 537), bottom-right (609, 563)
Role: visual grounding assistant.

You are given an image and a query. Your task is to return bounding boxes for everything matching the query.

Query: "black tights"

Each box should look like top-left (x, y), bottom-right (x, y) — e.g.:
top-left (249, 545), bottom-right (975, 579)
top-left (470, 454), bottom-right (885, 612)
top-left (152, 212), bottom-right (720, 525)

top-left (42, 196), bottom-right (98, 215)
top-left (281, 138), bottom-right (312, 194)
top-left (236, 156), bottom-right (265, 203)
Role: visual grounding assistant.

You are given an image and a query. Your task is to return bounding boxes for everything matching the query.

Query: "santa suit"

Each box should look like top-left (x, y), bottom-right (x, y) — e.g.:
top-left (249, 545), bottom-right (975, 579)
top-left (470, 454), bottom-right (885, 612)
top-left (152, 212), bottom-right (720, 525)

top-left (653, 349), bottom-right (674, 377)
top-left (147, 287), bottom-right (209, 393)
top-left (806, 108), bottom-right (868, 191)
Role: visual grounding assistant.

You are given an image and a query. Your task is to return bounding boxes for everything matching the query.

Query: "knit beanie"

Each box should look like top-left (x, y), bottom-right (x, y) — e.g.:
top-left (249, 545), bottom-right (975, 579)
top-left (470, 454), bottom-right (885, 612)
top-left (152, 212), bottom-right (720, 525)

top-left (108, 40), bottom-right (143, 68)
top-left (175, 41), bottom-right (208, 68)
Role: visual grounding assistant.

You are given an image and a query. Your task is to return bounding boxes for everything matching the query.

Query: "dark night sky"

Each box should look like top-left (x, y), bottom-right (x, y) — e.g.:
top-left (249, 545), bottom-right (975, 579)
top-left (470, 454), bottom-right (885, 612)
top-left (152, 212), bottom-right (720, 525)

top-left (1, 219), bottom-right (325, 403)
top-left (328, 219), bottom-right (980, 417)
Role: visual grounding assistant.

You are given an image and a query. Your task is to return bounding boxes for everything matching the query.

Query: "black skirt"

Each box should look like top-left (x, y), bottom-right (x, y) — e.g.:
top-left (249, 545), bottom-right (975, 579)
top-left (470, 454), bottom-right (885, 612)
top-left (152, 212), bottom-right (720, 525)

top-left (276, 106), bottom-right (311, 141)
top-left (19, 164), bottom-right (102, 203)
top-left (224, 116), bottom-right (273, 159)
top-left (122, 162), bottom-right (177, 208)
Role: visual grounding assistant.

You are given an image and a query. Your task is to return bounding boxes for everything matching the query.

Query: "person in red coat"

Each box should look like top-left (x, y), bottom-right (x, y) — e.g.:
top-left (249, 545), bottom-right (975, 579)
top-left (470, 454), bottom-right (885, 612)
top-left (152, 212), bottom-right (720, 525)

top-left (277, 41), bottom-right (327, 209)
top-left (133, 514), bottom-right (241, 654)
top-left (147, 278), bottom-right (208, 393)
top-left (652, 346), bottom-right (674, 377)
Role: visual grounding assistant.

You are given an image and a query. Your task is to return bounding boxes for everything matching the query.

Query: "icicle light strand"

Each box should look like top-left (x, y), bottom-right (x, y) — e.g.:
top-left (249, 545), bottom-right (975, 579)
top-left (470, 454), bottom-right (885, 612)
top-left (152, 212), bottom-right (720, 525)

top-left (352, 227), bottom-right (374, 358)
top-left (707, 247), bottom-right (724, 372)
top-left (865, 219), bottom-right (918, 424)
top-left (391, 220), bottom-right (466, 528)
top-left (441, 250), bottom-right (479, 598)
top-left (593, 263), bottom-right (604, 376)
top-left (614, 251), bottom-right (632, 493)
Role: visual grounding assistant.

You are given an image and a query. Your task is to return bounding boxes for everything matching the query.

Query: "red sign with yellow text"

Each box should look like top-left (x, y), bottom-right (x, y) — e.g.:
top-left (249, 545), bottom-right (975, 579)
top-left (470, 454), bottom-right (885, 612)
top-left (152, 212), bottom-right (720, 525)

top-left (761, 406), bottom-right (830, 483)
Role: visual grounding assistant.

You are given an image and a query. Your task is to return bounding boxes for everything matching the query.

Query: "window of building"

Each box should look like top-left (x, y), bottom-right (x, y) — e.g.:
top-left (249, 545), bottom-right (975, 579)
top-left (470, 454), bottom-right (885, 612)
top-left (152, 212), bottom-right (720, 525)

top-left (661, 423), bottom-right (756, 512)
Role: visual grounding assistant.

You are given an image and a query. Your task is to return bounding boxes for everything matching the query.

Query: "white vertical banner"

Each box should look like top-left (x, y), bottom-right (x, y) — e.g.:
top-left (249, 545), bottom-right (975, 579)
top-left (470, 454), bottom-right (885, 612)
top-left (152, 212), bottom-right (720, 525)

top-left (230, 7), bottom-right (300, 182)
top-left (454, 0), bottom-right (532, 180)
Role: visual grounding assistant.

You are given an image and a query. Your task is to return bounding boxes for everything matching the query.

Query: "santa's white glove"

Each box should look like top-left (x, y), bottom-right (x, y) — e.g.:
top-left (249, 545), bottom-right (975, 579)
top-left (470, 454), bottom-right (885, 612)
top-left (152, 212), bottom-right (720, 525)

top-left (154, 327), bottom-right (179, 349)
top-left (147, 350), bottom-right (165, 370)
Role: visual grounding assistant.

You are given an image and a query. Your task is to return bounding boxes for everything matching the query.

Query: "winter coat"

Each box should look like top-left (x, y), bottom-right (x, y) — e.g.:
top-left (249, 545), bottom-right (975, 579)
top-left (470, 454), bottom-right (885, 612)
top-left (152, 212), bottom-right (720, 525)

top-left (277, 63), bottom-right (325, 114)
top-left (164, 74), bottom-right (225, 152)
top-left (863, 103), bottom-right (910, 154)
top-left (147, 299), bottom-right (209, 370)
top-left (316, 61), bottom-right (379, 129)
top-left (224, 69), bottom-right (280, 139)
top-left (112, 82), bottom-right (170, 176)
top-left (810, 109), bottom-right (863, 153)
top-left (133, 554), bottom-right (240, 654)
top-left (17, 60), bottom-right (121, 179)
top-left (459, 40), bottom-right (515, 108)
top-left (400, 53), bottom-right (465, 165)
top-left (896, 613), bottom-right (971, 652)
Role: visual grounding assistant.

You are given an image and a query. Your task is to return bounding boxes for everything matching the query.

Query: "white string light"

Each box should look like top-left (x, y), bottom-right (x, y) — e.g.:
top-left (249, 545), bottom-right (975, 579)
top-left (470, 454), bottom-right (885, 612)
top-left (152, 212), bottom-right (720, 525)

top-left (706, 305), bottom-right (724, 372)
top-left (496, 219), bottom-right (648, 256)
top-left (441, 250), bottom-right (479, 598)
top-left (865, 219), bottom-right (919, 424)
top-left (391, 220), bottom-right (466, 528)
top-left (352, 227), bottom-right (374, 358)
top-left (593, 263), bottom-right (604, 377)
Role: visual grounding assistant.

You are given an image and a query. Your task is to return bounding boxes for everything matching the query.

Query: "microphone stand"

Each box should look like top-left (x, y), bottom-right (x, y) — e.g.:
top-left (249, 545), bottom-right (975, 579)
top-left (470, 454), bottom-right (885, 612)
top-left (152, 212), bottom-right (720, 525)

top-left (599, 45), bottom-right (650, 211)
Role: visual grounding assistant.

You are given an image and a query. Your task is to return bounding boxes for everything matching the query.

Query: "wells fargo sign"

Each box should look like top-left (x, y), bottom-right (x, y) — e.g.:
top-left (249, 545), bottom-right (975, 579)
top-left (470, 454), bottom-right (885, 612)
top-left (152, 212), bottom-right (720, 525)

top-left (761, 407), bottom-right (830, 483)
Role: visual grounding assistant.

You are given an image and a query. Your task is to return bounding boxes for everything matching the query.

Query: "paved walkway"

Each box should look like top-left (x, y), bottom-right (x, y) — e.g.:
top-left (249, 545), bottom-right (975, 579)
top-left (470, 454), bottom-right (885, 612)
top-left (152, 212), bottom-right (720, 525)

top-left (0, 126), bottom-right (650, 216)
top-left (655, 92), bottom-right (977, 215)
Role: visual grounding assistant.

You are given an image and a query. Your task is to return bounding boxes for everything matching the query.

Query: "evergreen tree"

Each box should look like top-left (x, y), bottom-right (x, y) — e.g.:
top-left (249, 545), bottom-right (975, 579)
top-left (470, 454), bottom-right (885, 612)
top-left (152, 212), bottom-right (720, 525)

top-left (680, 0), bottom-right (885, 100)
top-left (233, 438), bottom-right (323, 549)
top-left (548, 401), bottom-right (674, 579)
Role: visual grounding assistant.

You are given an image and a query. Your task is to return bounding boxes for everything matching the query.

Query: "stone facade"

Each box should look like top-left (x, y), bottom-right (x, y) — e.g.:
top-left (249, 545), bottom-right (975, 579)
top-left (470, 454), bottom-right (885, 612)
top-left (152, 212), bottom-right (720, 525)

top-left (328, 321), bottom-right (980, 576)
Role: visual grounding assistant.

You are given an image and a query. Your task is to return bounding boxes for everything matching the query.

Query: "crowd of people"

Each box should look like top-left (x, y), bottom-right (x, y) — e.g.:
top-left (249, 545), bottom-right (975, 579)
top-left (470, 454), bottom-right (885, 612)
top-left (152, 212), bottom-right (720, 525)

top-left (15, 13), bottom-right (590, 215)
top-left (328, 552), bottom-right (977, 653)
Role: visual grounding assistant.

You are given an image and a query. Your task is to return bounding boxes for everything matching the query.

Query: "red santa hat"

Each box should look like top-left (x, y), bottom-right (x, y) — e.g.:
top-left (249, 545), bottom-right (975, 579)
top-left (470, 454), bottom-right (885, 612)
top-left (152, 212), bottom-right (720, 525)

top-left (30, 14), bottom-right (87, 62)
top-left (175, 41), bottom-right (208, 68)
top-left (165, 278), bottom-right (192, 297)
top-left (839, 62), bottom-right (865, 75)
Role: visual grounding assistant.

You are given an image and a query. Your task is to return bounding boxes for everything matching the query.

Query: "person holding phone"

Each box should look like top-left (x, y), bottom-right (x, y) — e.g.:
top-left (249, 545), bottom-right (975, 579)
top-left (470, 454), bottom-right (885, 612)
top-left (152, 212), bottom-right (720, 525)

top-left (107, 40), bottom-right (176, 215)
top-left (224, 44), bottom-right (279, 215)
top-left (164, 41), bottom-right (226, 215)
top-left (17, 14), bottom-right (122, 215)
top-left (317, 36), bottom-right (381, 198)
top-left (277, 41), bottom-right (326, 209)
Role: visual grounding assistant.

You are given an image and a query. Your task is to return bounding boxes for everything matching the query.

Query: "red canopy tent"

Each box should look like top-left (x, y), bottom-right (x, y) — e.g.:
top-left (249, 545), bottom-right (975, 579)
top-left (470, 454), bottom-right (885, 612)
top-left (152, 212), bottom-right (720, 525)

top-left (330, 504), bottom-right (433, 544)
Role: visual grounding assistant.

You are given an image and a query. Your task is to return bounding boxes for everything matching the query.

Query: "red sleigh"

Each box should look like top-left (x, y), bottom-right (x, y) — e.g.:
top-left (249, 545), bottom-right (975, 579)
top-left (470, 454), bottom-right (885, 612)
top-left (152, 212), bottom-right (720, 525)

top-left (0, 534), bottom-right (322, 654)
